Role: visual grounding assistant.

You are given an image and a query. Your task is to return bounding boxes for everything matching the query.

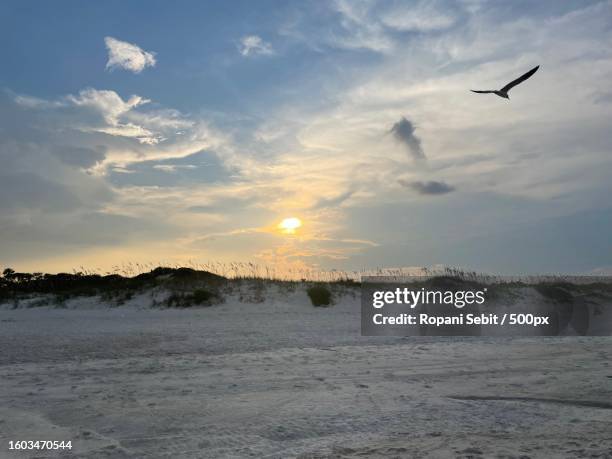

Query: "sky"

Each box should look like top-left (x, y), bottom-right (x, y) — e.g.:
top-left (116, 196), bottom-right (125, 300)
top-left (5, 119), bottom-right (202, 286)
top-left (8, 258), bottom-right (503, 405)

top-left (1, 0), bottom-right (612, 275)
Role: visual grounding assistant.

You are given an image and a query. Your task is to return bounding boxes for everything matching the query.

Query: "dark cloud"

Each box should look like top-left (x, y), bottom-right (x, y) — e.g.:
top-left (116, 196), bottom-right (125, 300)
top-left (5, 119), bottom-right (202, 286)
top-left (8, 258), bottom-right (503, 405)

top-left (390, 117), bottom-right (425, 160)
top-left (399, 179), bottom-right (455, 195)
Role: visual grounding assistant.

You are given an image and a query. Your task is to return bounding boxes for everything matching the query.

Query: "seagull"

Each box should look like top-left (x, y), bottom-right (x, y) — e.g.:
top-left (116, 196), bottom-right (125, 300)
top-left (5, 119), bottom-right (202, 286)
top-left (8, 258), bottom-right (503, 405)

top-left (471, 65), bottom-right (539, 99)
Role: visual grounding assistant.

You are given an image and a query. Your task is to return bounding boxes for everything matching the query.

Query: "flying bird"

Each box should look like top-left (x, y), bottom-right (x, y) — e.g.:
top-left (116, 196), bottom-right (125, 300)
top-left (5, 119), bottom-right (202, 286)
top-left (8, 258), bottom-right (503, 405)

top-left (471, 65), bottom-right (539, 99)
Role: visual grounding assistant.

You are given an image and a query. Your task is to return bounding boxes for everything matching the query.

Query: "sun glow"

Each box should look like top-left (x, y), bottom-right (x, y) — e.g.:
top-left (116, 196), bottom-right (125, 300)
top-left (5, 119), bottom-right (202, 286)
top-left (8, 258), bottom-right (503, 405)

top-left (278, 217), bottom-right (302, 234)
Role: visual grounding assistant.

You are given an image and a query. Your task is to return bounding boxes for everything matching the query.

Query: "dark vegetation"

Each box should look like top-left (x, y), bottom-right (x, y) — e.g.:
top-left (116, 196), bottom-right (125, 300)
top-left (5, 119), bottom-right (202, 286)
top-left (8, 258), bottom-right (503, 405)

top-left (1, 267), bottom-right (225, 308)
top-left (307, 284), bottom-right (333, 307)
top-left (164, 289), bottom-right (217, 308)
top-left (534, 283), bottom-right (575, 303)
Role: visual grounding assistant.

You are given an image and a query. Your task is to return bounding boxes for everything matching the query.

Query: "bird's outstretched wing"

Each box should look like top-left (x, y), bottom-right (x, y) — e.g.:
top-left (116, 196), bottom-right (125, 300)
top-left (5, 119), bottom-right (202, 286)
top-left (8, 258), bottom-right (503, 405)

top-left (501, 65), bottom-right (539, 93)
top-left (471, 90), bottom-right (495, 93)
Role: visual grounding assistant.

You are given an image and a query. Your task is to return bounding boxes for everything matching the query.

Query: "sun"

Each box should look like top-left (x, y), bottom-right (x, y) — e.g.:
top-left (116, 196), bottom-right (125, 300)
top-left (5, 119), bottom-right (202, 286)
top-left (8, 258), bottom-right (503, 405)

top-left (278, 217), bottom-right (302, 234)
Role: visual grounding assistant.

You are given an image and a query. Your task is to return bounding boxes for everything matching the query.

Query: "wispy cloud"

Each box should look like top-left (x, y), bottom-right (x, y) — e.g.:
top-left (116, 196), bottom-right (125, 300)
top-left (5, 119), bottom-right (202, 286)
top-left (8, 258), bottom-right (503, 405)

top-left (312, 189), bottom-right (355, 209)
top-left (239, 35), bottom-right (274, 57)
top-left (330, 0), bottom-right (393, 52)
top-left (379, 3), bottom-right (456, 32)
top-left (105, 36), bottom-right (156, 73)
top-left (310, 0), bottom-right (460, 53)
top-left (152, 164), bottom-right (198, 173)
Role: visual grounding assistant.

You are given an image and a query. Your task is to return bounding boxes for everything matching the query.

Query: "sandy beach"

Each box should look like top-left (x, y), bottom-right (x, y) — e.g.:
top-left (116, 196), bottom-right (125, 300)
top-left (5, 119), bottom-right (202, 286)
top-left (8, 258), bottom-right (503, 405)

top-left (1, 292), bottom-right (610, 458)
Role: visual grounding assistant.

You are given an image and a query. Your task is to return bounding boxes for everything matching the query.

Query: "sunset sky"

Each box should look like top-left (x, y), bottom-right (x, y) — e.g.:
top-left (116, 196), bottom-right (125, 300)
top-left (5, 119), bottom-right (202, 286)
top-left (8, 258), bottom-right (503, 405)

top-left (1, 0), bottom-right (612, 275)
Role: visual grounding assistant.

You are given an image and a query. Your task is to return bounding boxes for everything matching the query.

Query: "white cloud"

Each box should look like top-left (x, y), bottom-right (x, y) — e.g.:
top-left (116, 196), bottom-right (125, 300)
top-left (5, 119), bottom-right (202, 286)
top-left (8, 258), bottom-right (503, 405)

top-left (239, 35), bottom-right (274, 56)
top-left (104, 36), bottom-right (156, 73)
top-left (12, 88), bottom-right (226, 170)
top-left (66, 88), bottom-right (160, 143)
top-left (68, 89), bottom-right (149, 124)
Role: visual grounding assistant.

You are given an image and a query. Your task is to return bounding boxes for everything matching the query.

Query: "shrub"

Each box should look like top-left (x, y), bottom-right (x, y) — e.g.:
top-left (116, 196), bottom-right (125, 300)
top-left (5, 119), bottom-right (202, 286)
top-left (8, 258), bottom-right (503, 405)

top-left (164, 288), bottom-right (216, 308)
top-left (164, 293), bottom-right (183, 308)
top-left (535, 284), bottom-right (574, 303)
top-left (307, 284), bottom-right (332, 307)
top-left (192, 288), bottom-right (213, 305)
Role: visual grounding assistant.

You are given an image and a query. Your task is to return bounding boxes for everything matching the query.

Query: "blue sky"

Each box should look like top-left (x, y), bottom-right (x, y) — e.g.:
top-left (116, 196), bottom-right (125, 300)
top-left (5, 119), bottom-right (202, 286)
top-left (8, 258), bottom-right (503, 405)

top-left (1, 0), bottom-right (612, 275)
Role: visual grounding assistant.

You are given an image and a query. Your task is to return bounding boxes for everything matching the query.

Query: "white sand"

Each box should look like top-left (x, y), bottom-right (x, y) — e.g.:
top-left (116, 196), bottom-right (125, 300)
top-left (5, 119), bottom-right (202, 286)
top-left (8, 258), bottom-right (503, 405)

top-left (0, 289), bottom-right (611, 458)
